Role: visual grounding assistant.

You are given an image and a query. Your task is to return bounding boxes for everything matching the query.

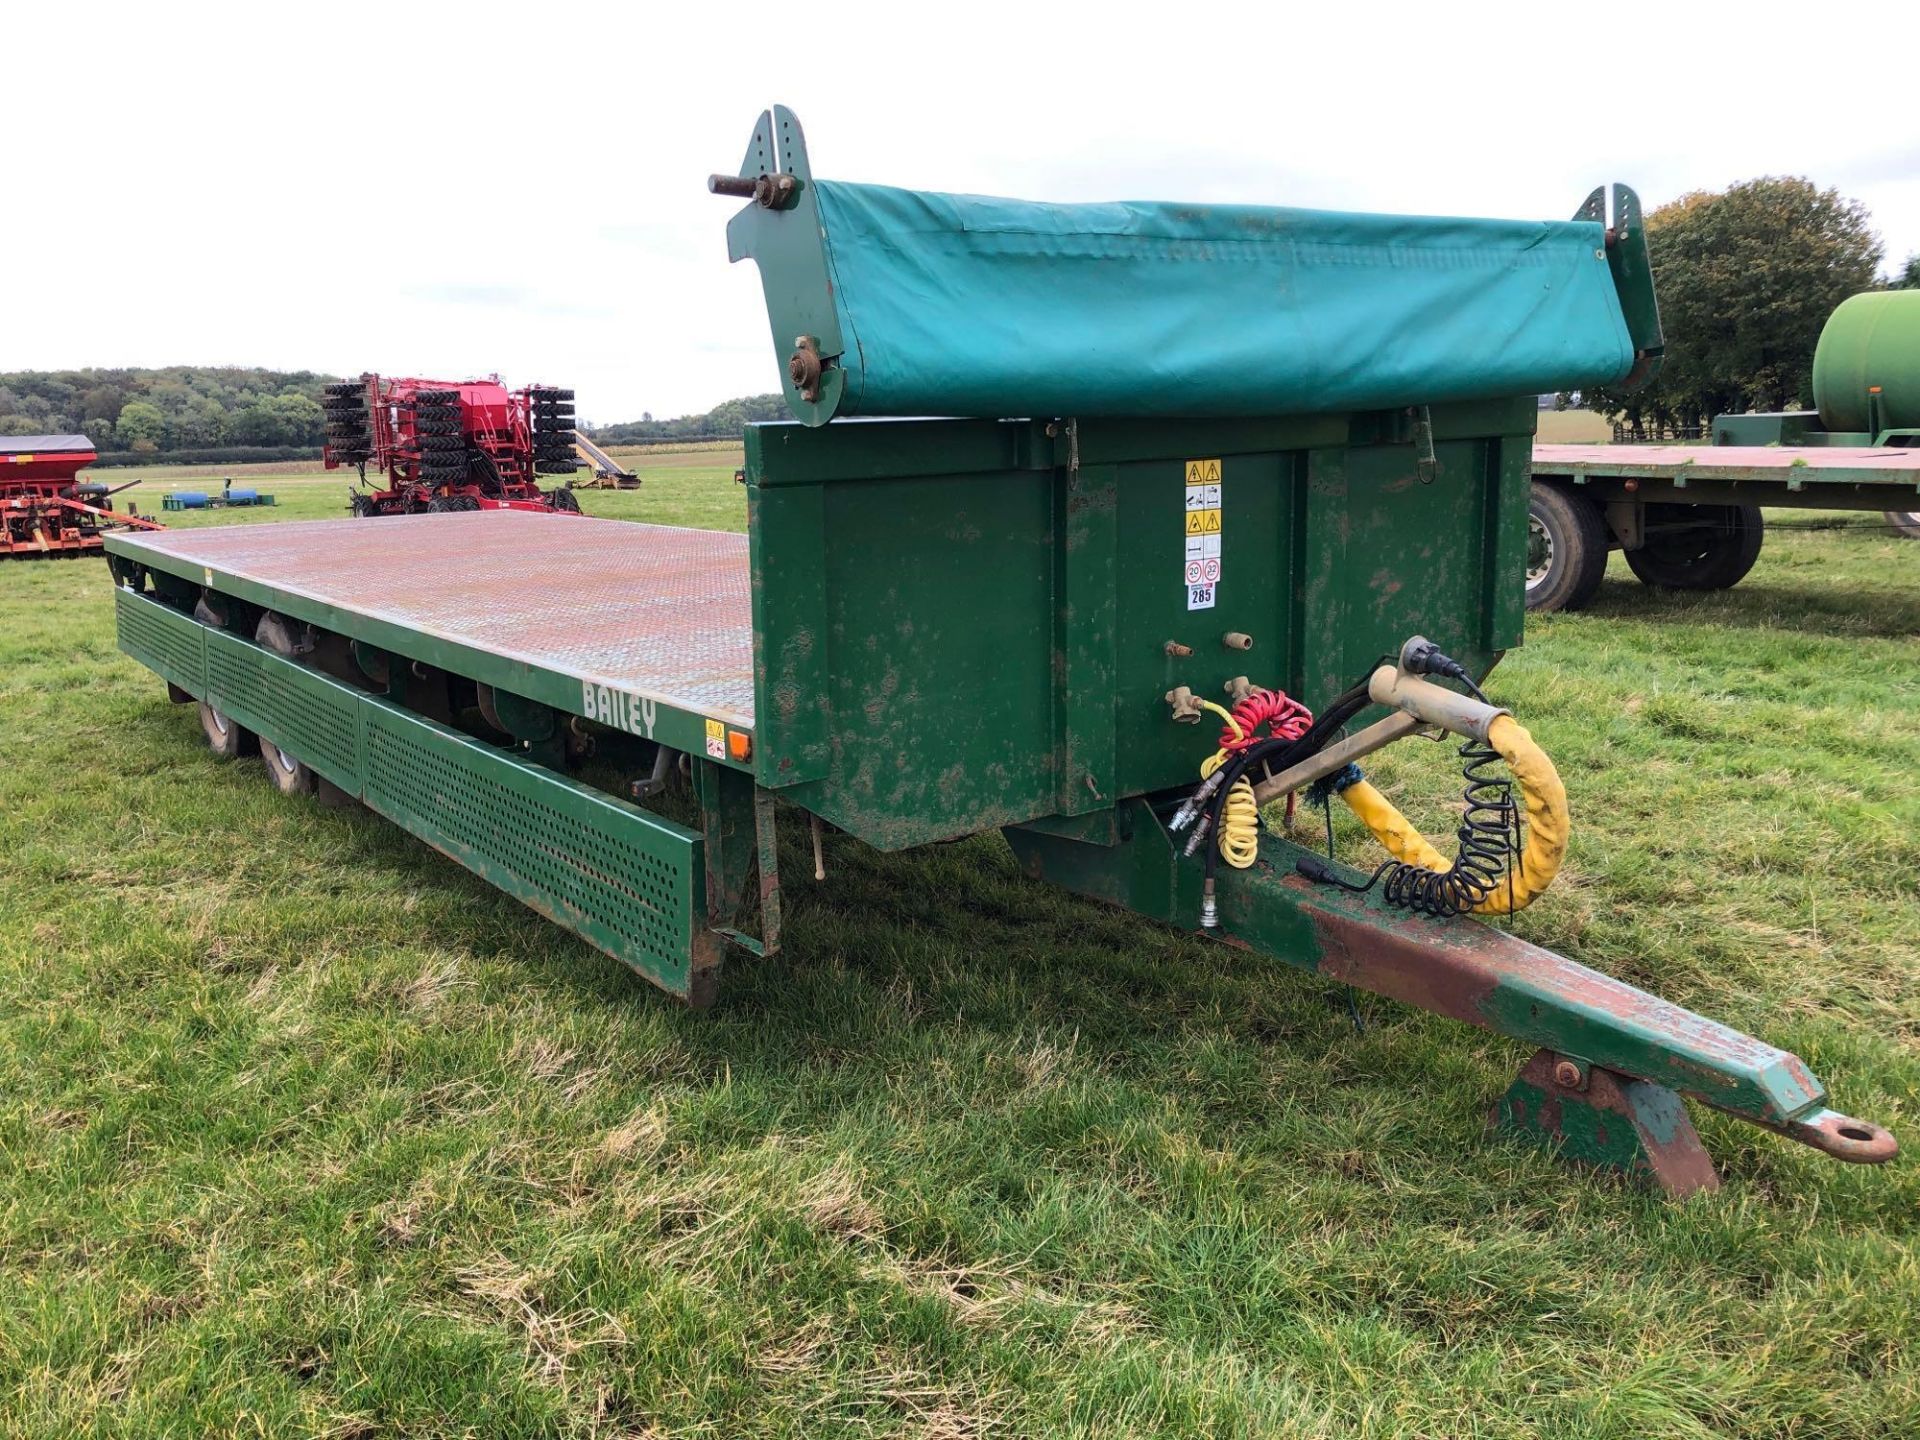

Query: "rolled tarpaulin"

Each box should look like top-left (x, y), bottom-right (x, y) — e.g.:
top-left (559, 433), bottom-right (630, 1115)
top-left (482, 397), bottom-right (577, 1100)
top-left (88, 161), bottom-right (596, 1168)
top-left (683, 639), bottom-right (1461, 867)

top-left (719, 108), bottom-right (1661, 427)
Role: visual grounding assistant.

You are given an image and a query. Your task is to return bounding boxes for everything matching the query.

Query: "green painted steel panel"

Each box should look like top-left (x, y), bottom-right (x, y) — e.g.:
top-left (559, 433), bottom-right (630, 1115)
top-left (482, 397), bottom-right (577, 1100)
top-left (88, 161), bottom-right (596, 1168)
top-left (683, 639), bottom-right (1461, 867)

top-left (359, 702), bottom-right (705, 997)
top-left (115, 587), bottom-right (204, 693)
top-left (203, 627), bottom-right (363, 788)
top-left (750, 407), bottom-right (1530, 849)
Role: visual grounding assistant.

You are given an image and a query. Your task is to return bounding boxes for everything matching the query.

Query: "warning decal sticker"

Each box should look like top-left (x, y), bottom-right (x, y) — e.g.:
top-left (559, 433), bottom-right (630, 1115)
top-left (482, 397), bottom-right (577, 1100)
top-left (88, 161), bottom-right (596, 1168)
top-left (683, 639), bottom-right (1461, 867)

top-left (1182, 459), bottom-right (1221, 610)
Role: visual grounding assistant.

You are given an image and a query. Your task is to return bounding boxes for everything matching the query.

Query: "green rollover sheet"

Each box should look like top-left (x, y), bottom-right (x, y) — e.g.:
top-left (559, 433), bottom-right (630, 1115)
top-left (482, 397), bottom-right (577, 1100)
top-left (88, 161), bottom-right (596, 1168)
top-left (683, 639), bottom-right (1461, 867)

top-left (806, 181), bottom-right (1636, 421)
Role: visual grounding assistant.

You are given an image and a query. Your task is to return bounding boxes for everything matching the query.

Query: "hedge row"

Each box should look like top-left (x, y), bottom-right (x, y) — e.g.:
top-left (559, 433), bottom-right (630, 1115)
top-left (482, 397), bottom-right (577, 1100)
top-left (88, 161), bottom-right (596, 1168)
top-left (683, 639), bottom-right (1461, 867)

top-left (95, 446), bottom-right (325, 467)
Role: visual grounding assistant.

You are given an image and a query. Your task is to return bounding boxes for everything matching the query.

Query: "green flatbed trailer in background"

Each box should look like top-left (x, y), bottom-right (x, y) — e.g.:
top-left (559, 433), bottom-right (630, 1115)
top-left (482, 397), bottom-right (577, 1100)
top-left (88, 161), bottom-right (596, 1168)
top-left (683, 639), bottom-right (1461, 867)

top-left (1526, 288), bottom-right (1920, 613)
top-left (105, 106), bottom-right (1897, 1196)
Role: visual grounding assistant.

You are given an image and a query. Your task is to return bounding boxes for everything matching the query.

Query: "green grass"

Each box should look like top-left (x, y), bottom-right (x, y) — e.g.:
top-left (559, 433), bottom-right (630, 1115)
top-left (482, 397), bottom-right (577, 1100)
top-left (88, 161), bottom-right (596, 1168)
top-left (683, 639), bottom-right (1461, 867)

top-left (1, 469), bottom-right (1916, 1437)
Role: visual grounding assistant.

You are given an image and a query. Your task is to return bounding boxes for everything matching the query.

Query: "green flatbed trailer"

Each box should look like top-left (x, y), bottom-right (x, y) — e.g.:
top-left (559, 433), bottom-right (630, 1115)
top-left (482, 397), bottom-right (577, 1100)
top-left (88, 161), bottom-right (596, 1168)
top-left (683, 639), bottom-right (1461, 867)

top-left (1526, 288), bottom-right (1920, 612)
top-left (103, 107), bottom-right (1897, 1196)
top-left (1526, 442), bottom-right (1920, 611)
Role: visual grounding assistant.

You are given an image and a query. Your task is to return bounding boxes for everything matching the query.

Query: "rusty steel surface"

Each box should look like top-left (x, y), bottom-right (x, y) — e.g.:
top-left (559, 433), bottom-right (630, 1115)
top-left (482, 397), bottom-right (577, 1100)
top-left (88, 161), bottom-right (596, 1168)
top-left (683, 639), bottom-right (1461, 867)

top-left (1533, 443), bottom-right (1920, 479)
top-left (115, 512), bottom-right (757, 724)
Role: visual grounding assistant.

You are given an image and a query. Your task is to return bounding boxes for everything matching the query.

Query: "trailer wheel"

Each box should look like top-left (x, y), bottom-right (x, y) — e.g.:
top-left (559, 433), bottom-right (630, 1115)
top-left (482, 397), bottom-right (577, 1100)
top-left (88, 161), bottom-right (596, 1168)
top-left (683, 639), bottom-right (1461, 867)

top-left (199, 700), bottom-right (257, 759)
top-left (1885, 511), bottom-right (1920, 539)
top-left (1623, 503), bottom-right (1764, 591)
top-left (191, 598), bottom-right (259, 758)
top-left (253, 614), bottom-right (317, 796)
top-left (548, 487), bottom-right (581, 513)
top-left (1525, 482), bottom-right (1609, 613)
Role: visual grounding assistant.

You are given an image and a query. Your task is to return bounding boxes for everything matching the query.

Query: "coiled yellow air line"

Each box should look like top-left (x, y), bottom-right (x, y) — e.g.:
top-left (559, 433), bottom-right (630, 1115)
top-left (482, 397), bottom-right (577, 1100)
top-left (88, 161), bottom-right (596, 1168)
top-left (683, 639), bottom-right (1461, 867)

top-left (1196, 699), bottom-right (1261, 869)
top-left (1337, 713), bottom-right (1567, 915)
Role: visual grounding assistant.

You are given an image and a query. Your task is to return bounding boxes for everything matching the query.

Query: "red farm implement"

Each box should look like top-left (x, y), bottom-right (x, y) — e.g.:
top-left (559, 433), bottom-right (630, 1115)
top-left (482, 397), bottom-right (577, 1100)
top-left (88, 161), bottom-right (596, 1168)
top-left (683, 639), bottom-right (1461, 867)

top-left (322, 375), bottom-right (583, 517)
top-left (1, 435), bottom-right (163, 558)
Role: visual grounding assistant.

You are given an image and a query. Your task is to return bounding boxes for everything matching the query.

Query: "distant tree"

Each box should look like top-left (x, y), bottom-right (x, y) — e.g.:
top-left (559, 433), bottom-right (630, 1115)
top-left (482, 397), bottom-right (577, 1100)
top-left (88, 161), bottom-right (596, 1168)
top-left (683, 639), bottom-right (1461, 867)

top-left (1893, 253), bottom-right (1920, 290)
top-left (81, 384), bottom-right (126, 424)
top-left (114, 399), bottom-right (169, 450)
top-left (0, 416), bottom-right (40, 436)
top-left (1584, 177), bottom-right (1884, 430)
top-left (270, 390), bottom-right (324, 445)
top-left (173, 396), bottom-right (230, 448)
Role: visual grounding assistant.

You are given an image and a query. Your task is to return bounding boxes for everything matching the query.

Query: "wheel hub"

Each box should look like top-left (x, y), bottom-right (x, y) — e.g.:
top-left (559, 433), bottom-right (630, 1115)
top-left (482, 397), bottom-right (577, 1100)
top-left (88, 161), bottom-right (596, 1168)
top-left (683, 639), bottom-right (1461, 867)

top-left (1526, 514), bottom-right (1554, 589)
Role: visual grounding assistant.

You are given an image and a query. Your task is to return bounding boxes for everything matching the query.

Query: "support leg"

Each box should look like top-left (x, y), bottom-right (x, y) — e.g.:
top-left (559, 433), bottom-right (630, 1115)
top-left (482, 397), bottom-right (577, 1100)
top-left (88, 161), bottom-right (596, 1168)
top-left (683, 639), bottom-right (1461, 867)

top-left (1493, 1049), bottom-right (1719, 1197)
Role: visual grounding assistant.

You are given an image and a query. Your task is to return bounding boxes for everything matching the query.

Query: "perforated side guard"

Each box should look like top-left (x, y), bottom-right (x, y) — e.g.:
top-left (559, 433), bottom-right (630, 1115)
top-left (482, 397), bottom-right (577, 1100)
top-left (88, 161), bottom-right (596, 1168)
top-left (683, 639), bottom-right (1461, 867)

top-left (118, 589), bottom-right (718, 1004)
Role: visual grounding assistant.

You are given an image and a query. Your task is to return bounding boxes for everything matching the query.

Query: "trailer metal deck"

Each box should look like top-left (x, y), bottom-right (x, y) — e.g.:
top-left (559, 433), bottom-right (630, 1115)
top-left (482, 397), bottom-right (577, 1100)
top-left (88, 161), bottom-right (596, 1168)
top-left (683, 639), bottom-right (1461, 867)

top-left (1532, 442), bottom-right (1920, 506)
top-left (110, 511), bottom-right (758, 738)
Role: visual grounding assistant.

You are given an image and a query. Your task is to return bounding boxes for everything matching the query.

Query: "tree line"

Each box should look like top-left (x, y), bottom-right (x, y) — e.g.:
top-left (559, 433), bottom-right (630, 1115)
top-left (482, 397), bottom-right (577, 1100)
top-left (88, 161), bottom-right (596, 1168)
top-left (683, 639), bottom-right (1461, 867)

top-left (0, 366), bottom-right (337, 454)
top-left (0, 366), bottom-right (789, 456)
top-left (590, 393), bottom-right (789, 444)
top-left (1575, 177), bottom-right (1919, 434)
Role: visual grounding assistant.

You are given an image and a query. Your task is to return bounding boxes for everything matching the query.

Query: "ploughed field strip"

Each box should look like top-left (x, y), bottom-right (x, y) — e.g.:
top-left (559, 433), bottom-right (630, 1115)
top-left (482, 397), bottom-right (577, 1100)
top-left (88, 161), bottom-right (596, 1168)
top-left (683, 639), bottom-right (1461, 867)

top-left (103, 103), bottom-right (1900, 1196)
top-left (116, 511), bottom-right (757, 726)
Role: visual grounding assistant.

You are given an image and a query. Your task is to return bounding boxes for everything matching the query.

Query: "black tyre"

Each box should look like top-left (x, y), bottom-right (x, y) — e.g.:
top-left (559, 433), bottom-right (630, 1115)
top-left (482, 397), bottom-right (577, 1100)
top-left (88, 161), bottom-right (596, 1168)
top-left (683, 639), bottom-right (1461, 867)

top-left (414, 389), bottom-right (459, 404)
top-left (1623, 503), bottom-right (1764, 591)
top-left (427, 496), bottom-right (467, 513)
top-left (323, 381), bottom-right (364, 397)
top-left (548, 486), bottom-right (581, 512)
top-left (415, 418), bottom-right (461, 436)
top-left (1525, 482), bottom-right (1610, 613)
top-left (1885, 511), bottom-right (1920, 539)
top-left (253, 614), bottom-right (317, 797)
top-left (419, 435), bottom-right (465, 452)
top-left (529, 387), bottom-right (574, 402)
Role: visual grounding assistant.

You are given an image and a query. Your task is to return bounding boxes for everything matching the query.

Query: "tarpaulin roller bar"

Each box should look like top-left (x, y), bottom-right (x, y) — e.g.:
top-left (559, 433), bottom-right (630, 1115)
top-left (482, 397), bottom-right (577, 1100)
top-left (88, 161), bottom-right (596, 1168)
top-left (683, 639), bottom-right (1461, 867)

top-left (719, 108), bottom-right (1658, 426)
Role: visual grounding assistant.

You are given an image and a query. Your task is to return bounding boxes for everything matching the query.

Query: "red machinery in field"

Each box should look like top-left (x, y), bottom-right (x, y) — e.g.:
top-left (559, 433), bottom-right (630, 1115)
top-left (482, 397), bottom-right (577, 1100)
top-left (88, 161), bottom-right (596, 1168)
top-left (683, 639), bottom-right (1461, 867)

top-left (1, 434), bottom-right (164, 558)
top-left (322, 374), bottom-right (581, 517)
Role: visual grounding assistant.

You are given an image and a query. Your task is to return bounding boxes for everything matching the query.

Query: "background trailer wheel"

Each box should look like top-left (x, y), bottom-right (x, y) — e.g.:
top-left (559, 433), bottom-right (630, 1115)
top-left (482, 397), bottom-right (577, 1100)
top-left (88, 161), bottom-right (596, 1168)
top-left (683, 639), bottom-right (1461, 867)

top-left (1524, 481), bottom-right (1609, 613)
top-left (1622, 502), bottom-right (1764, 591)
top-left (1886, 511), bottom-right (1920, 539)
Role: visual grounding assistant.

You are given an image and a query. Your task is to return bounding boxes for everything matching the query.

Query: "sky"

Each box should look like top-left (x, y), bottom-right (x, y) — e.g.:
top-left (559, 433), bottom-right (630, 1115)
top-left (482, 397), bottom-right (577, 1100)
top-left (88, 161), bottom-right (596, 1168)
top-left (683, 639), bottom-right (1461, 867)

top-left (9, 0), bottom-right (1917, 426)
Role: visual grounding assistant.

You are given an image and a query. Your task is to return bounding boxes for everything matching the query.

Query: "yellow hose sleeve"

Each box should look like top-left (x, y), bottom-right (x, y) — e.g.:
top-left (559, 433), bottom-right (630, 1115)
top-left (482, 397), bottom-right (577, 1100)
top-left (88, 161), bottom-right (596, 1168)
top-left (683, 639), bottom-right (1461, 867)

top-left (1339, 780), bottom-right (1449, 871)
top-left (1335, 713), bottom-right (1568, 915)
top-left (1484, 714), bottom-right (1567, 913)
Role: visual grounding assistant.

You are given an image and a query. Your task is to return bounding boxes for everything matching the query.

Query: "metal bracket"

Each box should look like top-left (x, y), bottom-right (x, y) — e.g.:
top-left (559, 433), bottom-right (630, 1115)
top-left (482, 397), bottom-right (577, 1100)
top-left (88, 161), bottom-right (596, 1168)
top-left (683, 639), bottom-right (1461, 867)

top-left (1576, 184), bottom-right (1664, 390)
top-left (713, 106), bottom-right (850, 425)
top-left (1494, 1048), bottom-right (1719, 1196)
top-left (1604, 498), bottom-right (1644, 550)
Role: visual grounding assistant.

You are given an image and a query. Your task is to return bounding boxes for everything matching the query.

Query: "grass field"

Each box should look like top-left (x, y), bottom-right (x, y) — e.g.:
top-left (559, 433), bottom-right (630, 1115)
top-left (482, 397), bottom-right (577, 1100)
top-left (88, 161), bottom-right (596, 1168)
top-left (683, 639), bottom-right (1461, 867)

top-left (1, 451), bottom-right (1916, 1437)
top-left (1534, 409), bottom-right (1615, 443)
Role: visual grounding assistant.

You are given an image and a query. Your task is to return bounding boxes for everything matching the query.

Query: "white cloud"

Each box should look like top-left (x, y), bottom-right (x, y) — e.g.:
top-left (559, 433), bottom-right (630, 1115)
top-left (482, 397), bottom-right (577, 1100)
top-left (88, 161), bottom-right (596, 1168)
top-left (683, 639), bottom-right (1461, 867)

top-left (9, 0), bottom-right (1915, 422)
